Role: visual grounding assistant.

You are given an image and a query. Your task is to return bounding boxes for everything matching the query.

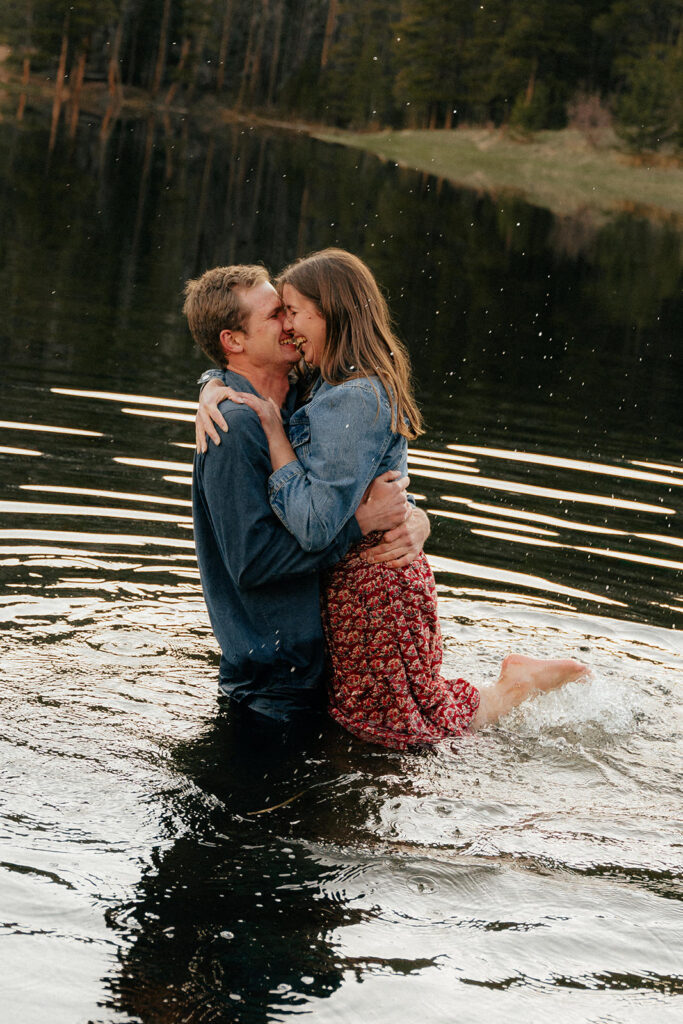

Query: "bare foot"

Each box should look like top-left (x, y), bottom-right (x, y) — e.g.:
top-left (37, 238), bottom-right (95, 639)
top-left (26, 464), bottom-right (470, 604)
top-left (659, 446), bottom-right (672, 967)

top-left (498, 653), bottom-right (589, 696)
top-left (472, 653), bottom-right (589, 729)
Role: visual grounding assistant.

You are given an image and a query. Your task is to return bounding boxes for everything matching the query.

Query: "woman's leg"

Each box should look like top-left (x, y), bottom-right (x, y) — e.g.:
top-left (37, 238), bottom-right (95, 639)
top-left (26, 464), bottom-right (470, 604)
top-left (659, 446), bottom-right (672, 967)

top-left (472, 654), bottom-right (589, 729)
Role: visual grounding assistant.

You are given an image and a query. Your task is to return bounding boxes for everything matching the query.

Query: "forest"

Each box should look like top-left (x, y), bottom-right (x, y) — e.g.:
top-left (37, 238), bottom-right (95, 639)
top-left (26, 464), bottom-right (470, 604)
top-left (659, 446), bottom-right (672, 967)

top-left (1, 0), bottom-right (681, 150)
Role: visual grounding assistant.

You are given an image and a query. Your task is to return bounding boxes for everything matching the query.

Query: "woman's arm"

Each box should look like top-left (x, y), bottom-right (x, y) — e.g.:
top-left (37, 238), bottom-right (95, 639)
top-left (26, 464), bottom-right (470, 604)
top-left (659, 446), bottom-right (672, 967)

top-left (266, 381), bottom-right (406, 552)
top-left (195, 376), bottom-right (231, 452)
top-left (219, 386), bottom-right (412, 548)
top-left (195, 380), bottom-right (410, 545)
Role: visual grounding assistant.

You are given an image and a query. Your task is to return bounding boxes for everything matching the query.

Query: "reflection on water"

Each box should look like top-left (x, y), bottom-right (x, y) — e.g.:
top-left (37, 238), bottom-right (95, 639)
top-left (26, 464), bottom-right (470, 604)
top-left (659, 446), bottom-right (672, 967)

top-left (1, 113), bottom-right (682, 1022)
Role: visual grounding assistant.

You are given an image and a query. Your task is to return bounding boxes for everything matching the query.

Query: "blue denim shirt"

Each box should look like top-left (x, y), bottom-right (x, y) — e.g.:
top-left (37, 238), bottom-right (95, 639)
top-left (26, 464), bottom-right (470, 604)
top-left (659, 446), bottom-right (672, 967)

top-left (192, 370), bottom-right (362, 721)
top-left (268, 376), bottom-right (409, 551)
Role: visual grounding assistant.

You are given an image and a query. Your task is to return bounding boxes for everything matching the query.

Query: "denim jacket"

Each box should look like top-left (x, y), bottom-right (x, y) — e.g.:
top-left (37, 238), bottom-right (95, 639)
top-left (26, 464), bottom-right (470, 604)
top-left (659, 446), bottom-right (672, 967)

top-left (268, 376), bottom-right (409, 552)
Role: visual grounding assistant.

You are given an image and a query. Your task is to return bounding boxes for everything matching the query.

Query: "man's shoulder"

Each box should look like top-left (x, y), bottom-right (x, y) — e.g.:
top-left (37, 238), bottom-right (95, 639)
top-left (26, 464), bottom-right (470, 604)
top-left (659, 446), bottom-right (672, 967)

top-left (197, 403), bottom-right (267, 476)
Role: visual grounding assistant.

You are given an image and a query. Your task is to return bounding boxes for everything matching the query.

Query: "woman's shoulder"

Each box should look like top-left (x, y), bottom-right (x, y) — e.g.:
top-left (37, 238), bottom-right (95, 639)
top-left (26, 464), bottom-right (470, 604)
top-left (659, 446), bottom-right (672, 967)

top-left (306, 376), bottom-right (393, 434)
top-left (313, 375), bottom-right (390, 405)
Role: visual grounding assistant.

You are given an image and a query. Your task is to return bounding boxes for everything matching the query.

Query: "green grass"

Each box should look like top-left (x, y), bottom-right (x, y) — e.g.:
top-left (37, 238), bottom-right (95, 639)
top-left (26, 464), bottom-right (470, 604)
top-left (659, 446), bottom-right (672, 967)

top-left (313, 127), bottom-right (683, 222)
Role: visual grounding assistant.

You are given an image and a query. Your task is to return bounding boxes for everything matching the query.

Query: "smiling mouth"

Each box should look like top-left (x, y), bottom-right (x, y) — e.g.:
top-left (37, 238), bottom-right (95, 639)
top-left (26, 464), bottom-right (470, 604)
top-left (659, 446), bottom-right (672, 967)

top-left (292, 336), bottom-right (307, 351)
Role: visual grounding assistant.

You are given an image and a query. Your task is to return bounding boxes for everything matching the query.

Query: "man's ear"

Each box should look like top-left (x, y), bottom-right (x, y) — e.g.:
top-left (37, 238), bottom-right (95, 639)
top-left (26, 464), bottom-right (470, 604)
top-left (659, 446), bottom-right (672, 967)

top-left (219, 328), bottom-right (244, 358)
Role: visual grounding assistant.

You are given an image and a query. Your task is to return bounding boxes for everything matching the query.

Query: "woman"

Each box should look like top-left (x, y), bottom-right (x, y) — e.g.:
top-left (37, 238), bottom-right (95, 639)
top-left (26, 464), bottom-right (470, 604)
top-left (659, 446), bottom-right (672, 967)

top-left (197, 249), bottom-right (587, 748)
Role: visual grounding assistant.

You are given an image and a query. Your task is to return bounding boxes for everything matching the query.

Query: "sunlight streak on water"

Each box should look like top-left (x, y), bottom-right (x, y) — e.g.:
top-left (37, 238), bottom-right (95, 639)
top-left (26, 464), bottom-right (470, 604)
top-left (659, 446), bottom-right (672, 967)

top-left (51, 387), bottom-right (198, 410)
top-left (120, 408), bottom-right (197, 423)
top-left (0, 500), bottom-right (193, 525)
top-left (450, 444), bottom-right (683, 487)
top-left (0, 419), bottom-right (103, 437)
top-left (408, 453), bottom-right (481, 474)
top-left (0, 445), bottom-right (43, 457)
top-left (449, 498), bottom-right (630, 536)
top-left (21, 485), bottom-right (192, 507)
top-left (114, 457), bottom-right (194, 472)
top-left (469, 527), bottom-right (562, 547)
top-left (412, 466), bottom-right (676, 513)
top-left (575, 544), bottom-right (683, 572)
top-left (408, 447), bottom-right (477, 464)
top-left (427, 554), bottom-right (625, 605)
top-left (432, 508), bottom-right (559, 535)
top-left (630, 459), bottom-right (683, 476)
top-left (0, 529), bottom-right (195, 549)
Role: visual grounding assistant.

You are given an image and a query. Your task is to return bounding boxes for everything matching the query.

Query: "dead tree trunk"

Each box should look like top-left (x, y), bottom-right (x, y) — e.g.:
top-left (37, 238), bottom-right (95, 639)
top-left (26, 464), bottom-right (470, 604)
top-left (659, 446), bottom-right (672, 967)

top-left (17, 57), bottom-right (31, 121)
top-left (266, 0), bottom-right (284, 107)
top-left (216, 0), bottom-right (233, 93)
top-left (49, 13), bottom-right (70, 153)
top-left (246, 0), bottom-right (269, 107)
top-left (151, 0), bottom-right (172, 96)
top-left (320, 0), bottom-right (338, 69)
top-left (164, 35), bottom-right (191, 107)
top-left (68, 43), bottom-right (88, 138)
top-left (236, 3), bottom-right (258, 109)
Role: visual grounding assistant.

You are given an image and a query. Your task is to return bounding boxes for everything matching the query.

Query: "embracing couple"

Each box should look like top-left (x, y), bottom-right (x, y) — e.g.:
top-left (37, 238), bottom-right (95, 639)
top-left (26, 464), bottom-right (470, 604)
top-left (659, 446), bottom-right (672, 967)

top-left (186, 249), bottom-right (587, 749)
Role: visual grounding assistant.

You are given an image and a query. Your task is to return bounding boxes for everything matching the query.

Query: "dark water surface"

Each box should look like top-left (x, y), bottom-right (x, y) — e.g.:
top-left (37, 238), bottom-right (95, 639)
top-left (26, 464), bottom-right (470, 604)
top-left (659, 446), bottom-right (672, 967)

top-left (1, 113), bottom-right (682, 1023)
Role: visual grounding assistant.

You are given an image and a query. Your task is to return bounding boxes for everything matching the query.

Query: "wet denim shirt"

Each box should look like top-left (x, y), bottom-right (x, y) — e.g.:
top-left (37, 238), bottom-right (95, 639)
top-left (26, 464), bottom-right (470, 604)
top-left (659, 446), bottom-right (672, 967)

top-left (268, 376), bottom-right (409, 551)
top-left (192, 369), bottom-right (361, 721)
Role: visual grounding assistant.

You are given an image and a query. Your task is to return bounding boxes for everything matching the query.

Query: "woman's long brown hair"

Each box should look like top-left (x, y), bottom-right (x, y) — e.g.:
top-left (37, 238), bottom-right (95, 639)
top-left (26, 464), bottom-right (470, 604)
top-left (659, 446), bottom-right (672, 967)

top-left (276, 249), bottom-right (423, 439)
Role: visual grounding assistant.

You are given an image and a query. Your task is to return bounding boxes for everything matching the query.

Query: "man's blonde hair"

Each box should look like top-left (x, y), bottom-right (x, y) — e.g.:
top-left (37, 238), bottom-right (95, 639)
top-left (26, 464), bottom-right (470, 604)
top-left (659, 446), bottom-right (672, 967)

top-left (183, 265), bottom-right (270, 366)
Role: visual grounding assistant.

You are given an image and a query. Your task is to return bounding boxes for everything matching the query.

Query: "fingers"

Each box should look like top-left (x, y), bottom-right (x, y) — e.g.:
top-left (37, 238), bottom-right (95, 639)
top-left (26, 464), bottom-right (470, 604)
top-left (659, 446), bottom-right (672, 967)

top-left (372, 470), bottom-right (410, 488)
top-left (231, 391), bottom-right (261, 410)
top-left (381, 518), bottom-right (411, 543)
top-left (362, 535), bottom-right (415, 563)
top-left (373, 468), bottom-right (400, 483)
top-left (383, 553), bottom-right (413, 568)
top-left (220, 387), bottom-right (243, 404)
top-left (201, 386), bottom-right (232, 413)
top-left (195, 410), bottom-right (222, 453)
top-left (363, 546), bottom-right (416, 567)
top-left (211, 410), bottom-right (229, 432)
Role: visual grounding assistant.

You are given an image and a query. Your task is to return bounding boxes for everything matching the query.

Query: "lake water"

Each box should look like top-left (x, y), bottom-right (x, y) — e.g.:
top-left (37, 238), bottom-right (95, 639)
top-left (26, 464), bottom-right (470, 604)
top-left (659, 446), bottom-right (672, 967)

top-left (1, 112), bottom-right (682, 1023)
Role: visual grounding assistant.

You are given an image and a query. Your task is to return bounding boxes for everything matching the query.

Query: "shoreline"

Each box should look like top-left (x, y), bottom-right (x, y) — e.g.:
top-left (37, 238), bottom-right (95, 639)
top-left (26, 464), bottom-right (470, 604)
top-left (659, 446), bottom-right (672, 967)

top-left (311, 127), bottom-right (683, 223)
top-left (2, 66), bottom-right (682, 223)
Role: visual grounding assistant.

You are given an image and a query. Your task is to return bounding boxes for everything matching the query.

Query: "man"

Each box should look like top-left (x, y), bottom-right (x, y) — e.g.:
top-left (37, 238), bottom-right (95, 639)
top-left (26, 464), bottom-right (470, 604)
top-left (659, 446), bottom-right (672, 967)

top-left (184, 265), bottom-right (429, 722)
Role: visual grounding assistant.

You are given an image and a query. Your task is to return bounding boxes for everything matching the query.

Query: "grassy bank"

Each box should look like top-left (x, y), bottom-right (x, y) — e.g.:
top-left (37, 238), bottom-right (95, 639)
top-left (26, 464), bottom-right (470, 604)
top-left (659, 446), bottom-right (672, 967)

top-left (313, 127), bottom-right (683, 222)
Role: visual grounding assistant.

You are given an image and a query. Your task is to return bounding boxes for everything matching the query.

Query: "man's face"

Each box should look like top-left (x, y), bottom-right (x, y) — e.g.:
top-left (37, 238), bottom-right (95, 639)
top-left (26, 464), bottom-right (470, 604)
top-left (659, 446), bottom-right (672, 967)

top-left (234, 281), bottom-right (300, 370)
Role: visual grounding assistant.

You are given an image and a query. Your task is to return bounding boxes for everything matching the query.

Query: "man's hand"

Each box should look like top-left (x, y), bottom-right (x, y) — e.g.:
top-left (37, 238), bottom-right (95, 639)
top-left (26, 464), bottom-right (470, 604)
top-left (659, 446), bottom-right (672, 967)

top-left (354, 470), bottom-right (411, 535)
top-left (362, 506), bottom-right (430, 568)
top-left (196, 378), bottom-right (231, 453)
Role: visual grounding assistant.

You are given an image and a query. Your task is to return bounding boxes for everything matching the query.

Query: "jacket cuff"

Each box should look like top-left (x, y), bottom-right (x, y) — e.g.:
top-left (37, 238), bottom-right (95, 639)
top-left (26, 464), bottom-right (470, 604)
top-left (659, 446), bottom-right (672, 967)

top-left (197, 368), bottom-right (226, 386)
top-left (268, 460), bottom-right (305, 501)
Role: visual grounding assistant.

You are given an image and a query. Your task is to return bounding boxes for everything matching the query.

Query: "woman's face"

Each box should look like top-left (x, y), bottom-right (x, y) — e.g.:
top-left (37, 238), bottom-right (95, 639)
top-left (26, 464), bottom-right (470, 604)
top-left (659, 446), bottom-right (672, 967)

top-left (281, 284), bottom-right (327, 367)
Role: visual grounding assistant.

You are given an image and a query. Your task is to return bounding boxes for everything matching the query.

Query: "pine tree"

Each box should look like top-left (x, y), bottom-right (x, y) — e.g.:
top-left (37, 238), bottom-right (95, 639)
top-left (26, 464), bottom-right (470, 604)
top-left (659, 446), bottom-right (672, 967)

top-left (323, 0), bottom-right (400, 127)
top-left (394, 0), bottom-right (477, 129)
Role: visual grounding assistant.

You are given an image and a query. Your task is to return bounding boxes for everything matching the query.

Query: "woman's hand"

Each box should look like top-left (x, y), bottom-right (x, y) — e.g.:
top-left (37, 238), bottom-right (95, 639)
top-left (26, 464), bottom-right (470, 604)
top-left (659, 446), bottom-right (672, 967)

top-left (222, 389), bottom-right (295, 472)
top-left (196, 378), bottom-right (231, 453)
top-left (227, 391), bottom-right (284, 437)
top-left (195, 382), bottom-right (285, 453)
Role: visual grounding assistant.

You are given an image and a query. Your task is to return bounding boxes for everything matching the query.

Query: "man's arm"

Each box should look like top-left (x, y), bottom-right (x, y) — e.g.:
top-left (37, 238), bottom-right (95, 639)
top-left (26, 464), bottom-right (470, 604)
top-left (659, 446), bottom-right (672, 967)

top-left (361, 506), bottom-right (430, 569)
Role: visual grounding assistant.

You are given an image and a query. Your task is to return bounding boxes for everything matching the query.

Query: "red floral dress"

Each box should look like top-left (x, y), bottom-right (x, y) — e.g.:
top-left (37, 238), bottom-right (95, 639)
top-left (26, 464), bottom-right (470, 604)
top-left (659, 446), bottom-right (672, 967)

top-left (320, 533), bottom-right (480, 749)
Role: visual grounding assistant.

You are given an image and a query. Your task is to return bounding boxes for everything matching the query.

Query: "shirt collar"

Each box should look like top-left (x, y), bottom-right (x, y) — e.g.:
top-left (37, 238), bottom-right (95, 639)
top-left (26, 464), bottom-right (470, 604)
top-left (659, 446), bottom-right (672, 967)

top-left (222, 369), bottom-right (298, 427)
